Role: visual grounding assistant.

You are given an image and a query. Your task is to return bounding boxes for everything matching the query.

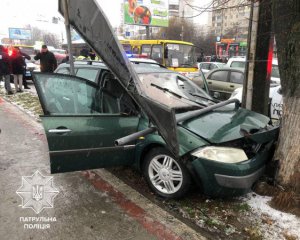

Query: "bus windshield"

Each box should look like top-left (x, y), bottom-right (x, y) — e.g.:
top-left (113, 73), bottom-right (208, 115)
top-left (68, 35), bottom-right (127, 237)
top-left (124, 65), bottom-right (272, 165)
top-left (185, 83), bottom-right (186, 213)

top-left (165, 44), bottom-right (196, 68)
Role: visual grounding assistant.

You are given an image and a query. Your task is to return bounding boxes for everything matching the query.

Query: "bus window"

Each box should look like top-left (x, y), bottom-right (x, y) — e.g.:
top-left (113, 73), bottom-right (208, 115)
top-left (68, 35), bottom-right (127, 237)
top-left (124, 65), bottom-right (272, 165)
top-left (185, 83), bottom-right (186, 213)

top-left (151, 45), bottom-right (163, 64)
top-left (141, 44), bottom-right (151, 57)
top-left (132, 46), bottom-right (139, 54)
top-left (122, 44), bottom-right (132, 54)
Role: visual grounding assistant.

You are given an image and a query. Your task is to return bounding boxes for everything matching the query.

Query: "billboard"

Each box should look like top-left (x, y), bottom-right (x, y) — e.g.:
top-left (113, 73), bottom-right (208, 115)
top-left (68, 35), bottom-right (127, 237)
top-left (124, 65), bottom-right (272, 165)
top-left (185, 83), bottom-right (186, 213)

top-left (9, 28), bottom-right (32, 40)
top-left (124, 0), bottom-right (169, 27)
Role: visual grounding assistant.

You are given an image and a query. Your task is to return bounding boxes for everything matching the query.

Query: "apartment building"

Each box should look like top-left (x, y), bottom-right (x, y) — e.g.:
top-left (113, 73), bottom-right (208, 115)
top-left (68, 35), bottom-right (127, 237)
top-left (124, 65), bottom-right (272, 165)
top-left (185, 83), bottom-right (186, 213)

top-left (211, 0), bottom-right (251, 41)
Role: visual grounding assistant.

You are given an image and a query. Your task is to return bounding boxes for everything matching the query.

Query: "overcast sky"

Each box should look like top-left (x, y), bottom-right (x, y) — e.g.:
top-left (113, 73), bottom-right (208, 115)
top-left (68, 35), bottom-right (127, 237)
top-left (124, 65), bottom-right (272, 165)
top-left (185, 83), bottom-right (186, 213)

top-left (0, 0), bottom-right (210, 39)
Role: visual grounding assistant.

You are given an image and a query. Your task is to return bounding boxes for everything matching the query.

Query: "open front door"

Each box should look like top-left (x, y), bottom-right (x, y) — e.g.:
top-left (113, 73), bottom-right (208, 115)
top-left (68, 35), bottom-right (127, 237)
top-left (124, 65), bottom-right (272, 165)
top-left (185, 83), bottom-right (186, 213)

top-left (34, 73), bottom-right (139, 173)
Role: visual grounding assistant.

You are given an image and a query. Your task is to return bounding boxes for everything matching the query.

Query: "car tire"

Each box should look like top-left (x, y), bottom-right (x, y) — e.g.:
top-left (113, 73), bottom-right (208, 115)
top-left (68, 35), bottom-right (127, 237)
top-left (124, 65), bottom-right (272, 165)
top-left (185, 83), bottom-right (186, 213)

top-left (143, 147), bottom-right (191, 199)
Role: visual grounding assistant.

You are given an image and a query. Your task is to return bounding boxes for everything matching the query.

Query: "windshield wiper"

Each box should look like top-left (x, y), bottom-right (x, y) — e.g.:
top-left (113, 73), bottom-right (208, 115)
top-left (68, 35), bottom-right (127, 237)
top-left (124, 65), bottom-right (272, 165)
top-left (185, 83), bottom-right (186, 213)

top-left (150, 83), bottom-right (208, 107)
top-left (188, 92), bottom-right (219, 103)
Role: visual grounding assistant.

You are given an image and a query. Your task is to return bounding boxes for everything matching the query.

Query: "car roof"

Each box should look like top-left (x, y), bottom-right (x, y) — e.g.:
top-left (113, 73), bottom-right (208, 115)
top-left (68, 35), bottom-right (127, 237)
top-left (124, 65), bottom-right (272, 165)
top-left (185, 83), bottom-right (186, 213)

top-left (56, 61), bottom-right (171, 74)
top-left (208, 67), bottom-right (245, 73)
top-left (129, 58), bottom-right (158, 63)
top-left (200, 62), bottom-right (225, 64)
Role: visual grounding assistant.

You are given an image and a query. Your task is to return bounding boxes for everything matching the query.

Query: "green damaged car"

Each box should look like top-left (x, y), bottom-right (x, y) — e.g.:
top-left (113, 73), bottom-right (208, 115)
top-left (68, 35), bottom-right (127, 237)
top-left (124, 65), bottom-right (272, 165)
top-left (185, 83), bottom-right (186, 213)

top-left (33, 0), bottom-right (279, 199)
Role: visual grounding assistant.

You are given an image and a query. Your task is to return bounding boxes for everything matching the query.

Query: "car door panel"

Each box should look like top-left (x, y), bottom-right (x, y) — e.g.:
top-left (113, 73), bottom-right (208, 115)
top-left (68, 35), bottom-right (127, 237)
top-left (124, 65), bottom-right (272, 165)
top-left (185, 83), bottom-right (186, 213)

top-left (228, 71), bottom-right (244, 93)
top-left (42, 115), bottom-right (139, 173)
top-left (207, 70), bottom-right (229, 93)
top-left (33, 73), bottom-right (140, 174)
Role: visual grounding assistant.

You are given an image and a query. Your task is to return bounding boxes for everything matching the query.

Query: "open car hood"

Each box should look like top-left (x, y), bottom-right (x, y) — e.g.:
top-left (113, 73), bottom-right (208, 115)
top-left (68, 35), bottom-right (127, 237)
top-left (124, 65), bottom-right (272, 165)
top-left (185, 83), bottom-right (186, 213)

top-left (59, 0), bottom-right (182, 156)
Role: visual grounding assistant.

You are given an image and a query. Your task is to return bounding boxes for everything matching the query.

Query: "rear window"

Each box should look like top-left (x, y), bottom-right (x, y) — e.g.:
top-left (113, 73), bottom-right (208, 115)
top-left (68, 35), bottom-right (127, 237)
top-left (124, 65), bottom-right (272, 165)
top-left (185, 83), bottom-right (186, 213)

top-left (20, 47), bottom-right (35, 56)
top-left (271, 64), bottom-right (280, 78)
top-left (76, 68), bottom-right (99, 83)
top-left (230, 61), bottom-right (245, 68)
top-left (200, 63), bottom-right (210, 70)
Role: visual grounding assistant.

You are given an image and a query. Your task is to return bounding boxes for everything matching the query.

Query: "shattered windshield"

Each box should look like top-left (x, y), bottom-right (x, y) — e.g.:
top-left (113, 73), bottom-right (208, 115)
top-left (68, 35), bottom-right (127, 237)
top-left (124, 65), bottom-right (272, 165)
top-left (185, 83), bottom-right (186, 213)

top-left (165, 44), bottom-right (196, 68)
top-left (138, 71), bottom-right (212, 108)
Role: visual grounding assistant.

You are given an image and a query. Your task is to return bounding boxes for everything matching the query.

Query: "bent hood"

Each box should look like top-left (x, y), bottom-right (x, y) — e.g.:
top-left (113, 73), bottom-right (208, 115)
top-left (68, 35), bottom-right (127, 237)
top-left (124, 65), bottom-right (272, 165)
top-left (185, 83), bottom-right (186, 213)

top-left (59, 0), bottom-right (182, 156)
top-left (179, 107), bottom-right (272, 143)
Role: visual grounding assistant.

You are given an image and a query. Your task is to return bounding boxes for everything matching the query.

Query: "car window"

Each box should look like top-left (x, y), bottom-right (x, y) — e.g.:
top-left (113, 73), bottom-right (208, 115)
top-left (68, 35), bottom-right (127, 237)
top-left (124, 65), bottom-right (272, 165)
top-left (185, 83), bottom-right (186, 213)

top-left (208, 70), bottom-right (229, 82)
top-left (76, 68), bottom-right (99, 83)
top-left (271, 64), bottom-right (280, 78)
top-left (210, 64), bottom-right (218, 70)
top-left (34, 74), bottom-right (102, 115)
top-left (101, 72), bottom-right (138, 115)
top-left (201, 63), bottom-right (210, 70)
top-left (56, 67), bottom-right (70, 74)
top-left (230, 71), bottom-right (244, 84)
top-left (230, 61), bottom-right (245, 68)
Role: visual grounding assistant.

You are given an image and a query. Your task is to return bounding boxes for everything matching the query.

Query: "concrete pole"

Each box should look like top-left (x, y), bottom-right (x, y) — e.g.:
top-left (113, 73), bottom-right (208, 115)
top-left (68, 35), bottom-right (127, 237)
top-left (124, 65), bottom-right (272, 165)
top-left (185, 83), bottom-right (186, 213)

top-left (62, 0), bottom-right (75, 75)
top-left (243, 0), bottom-right (273, 116)
top-left (242, 1), bottom-right (260, 110)
top-left (146, 26), bottom-right (150, 39)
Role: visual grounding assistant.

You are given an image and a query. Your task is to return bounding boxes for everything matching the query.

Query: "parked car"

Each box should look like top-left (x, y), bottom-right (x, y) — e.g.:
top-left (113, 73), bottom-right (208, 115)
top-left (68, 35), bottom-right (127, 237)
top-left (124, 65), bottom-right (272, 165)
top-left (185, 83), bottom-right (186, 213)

top-left (205, 67), bottom-right (244, 100)
top-left (230, 85), bottom-right (283, 122)
top-left (24, 59), bottom-right (40, 80)
top-left (198, 62), bottom-right (226, 73)
top-left (33, 0), bottom-right (279, 199)
top-left (226, 57), bottom-right (280, 84)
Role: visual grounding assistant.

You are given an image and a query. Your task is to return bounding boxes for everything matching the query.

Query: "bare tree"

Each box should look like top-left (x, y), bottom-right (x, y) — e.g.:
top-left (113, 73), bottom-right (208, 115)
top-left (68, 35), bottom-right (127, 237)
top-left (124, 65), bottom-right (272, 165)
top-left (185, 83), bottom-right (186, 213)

top-left (154, 17), bottom-right (195, 42)
top-left (23, 26), bottom-right (61, 48)
top-left (273, 0), bottom-right (300, 192)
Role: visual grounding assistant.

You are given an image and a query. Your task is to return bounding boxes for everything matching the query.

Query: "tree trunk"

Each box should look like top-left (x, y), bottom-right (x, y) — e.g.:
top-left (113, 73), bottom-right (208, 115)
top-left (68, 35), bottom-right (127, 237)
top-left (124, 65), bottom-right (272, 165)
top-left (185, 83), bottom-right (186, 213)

top-left (272, 0), bottom-right (300, 191)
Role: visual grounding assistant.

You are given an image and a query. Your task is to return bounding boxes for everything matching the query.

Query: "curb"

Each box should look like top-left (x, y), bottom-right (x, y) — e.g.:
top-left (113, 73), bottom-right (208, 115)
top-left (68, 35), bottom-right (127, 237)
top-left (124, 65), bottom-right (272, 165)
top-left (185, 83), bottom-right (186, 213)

top-left (85, 169), bottom-right (206, 240)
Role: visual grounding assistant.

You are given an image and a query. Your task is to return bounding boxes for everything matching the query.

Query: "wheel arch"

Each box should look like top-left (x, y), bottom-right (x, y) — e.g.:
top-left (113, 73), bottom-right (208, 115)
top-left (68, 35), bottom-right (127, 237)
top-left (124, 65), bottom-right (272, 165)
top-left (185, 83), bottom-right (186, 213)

top-left (136, 142), bottom-right (165, 171)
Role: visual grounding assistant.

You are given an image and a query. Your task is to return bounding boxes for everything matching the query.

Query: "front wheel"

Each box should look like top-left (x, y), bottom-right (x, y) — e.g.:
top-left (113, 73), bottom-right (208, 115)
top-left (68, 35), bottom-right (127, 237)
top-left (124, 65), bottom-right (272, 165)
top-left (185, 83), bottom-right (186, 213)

top-left (143, 148), bottom-right (191, 199)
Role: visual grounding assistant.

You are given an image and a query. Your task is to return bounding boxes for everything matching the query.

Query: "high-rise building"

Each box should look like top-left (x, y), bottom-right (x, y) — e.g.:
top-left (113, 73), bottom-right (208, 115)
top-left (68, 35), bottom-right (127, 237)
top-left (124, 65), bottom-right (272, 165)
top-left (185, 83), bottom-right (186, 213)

top-left (211, 0), bottom-right (251, 41)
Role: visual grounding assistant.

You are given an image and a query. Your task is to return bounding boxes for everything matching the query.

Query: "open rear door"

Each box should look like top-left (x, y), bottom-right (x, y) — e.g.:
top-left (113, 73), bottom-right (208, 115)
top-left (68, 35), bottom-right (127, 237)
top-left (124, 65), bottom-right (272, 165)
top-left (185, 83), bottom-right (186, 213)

top-left (59, 0), bottom-right (179, 156)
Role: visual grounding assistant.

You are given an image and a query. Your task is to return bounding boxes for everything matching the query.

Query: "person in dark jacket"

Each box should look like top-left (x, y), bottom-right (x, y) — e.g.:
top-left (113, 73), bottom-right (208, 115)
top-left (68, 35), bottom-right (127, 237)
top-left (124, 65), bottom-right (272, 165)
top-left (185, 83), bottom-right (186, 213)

top-left (0, 45), bottom-right (13, 94)
top-left (11, 47), bottom-right (26, 92)
top-left (34, 45), bottom-right (57, 73)
top-left (19, 49), bottom-right (31, 89)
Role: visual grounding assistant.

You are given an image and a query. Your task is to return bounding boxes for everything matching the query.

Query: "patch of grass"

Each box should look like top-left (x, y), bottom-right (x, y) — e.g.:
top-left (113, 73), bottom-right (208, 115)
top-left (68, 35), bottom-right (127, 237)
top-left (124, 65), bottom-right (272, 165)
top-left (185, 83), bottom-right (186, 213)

top-left (234, 203), bottom-right (251, 212)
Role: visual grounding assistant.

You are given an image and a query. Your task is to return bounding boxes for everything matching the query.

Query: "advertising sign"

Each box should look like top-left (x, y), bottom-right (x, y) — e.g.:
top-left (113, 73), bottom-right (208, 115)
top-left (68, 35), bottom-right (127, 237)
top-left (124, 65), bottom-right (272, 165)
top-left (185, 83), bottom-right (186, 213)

top-left (9, 28), bottom-right (32, 40)
top-left (124, 0), bottom-right (169, 27)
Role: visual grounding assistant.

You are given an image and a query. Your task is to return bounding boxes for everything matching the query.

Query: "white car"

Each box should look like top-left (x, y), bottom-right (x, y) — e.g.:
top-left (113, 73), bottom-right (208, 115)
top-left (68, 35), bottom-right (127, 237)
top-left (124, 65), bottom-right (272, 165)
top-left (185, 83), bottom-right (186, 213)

top-left (226, 58), bottom-right (280, 85)
top-left (198, 62), bottom-right (226, 73)
top-left (230, 85), bottom-right (283, 122)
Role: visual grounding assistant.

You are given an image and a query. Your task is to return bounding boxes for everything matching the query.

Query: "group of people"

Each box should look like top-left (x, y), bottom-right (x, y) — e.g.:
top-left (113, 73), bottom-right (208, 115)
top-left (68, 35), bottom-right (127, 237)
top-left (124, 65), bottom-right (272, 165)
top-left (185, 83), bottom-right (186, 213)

top-left (0, 44), bottom-right (57, 95)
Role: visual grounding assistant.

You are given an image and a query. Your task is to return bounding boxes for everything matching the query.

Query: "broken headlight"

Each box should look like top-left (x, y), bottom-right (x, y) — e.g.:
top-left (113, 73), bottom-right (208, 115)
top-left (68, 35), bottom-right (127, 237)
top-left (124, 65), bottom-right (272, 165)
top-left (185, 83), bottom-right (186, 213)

top-left (191, 146), bottom-right (248, 163)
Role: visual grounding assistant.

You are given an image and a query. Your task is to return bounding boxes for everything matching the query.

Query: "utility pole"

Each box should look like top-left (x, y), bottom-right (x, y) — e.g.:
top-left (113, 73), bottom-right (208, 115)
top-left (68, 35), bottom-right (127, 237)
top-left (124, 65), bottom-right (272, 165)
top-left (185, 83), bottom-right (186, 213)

top-left (242, 0), bottom-right (273, 115)
top-left (146, 26), bottom-right (150, 39)
top-left (62, 0), bottom-right (75, 75)
top-left (181, 8), bottom-right (184, 41)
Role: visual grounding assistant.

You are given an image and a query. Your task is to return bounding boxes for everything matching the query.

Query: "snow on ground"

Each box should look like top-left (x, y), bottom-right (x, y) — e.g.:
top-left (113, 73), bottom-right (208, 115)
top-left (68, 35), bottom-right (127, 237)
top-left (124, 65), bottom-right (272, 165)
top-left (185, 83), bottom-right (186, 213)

top-left (243, 193), bottom-right (300, 240)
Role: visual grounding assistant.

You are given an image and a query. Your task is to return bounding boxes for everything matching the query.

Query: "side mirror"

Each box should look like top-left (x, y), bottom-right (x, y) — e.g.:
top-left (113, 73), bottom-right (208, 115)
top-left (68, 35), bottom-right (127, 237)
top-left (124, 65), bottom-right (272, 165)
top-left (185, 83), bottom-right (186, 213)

top-left (213, 92), bottom-right (221, 99)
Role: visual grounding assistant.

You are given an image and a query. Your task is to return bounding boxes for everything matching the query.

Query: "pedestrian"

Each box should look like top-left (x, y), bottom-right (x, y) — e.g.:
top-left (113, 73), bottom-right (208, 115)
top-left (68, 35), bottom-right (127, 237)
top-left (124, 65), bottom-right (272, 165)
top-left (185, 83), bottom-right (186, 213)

top-left (11, 47), bottom-right (26, 92)
top-left (34, 45), bottom-right (57, 73)
top-left (19, 48), bottom-right (31, 89)
top-left (0, 45), bottom-right (13, 95)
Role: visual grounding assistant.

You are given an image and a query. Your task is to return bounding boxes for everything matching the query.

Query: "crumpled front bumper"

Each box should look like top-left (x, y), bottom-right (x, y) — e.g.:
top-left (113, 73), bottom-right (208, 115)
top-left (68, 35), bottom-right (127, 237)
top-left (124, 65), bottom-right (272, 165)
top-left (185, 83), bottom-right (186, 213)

top-left (190, 140), bottom-right (275, 197)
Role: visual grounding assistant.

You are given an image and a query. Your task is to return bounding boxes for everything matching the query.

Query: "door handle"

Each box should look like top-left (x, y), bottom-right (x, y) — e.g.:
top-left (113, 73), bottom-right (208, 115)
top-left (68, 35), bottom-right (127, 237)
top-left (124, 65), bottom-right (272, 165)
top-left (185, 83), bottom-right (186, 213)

top-left (230, 85), bottom-right (235, 88)
top-left (208, 81), bottom-right (212, 84)
top-left (49, 129), bottom-right (72, 134)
